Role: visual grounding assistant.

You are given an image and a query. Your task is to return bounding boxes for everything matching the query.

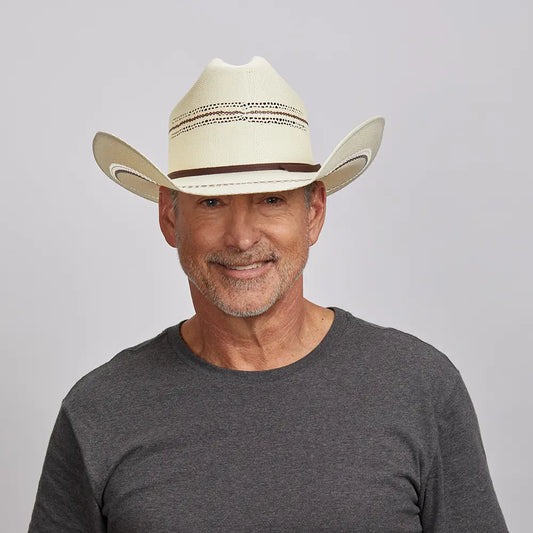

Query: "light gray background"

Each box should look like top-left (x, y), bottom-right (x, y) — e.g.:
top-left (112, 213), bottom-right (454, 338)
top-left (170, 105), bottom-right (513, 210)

top-left (2, 1), bottom-right (531, 531)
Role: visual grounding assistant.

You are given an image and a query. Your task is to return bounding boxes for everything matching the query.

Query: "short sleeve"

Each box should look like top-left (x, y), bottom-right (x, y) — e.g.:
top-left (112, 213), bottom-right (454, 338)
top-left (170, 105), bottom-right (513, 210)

top-left (420, 374), bottom-right (508, 532)
top-left (28, 406), bottom-right (107, 532)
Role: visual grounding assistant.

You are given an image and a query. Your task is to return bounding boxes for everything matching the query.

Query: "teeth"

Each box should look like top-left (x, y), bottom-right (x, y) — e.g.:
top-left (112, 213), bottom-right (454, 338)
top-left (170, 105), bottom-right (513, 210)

top-left (228, 262), bottom-right (264, 270)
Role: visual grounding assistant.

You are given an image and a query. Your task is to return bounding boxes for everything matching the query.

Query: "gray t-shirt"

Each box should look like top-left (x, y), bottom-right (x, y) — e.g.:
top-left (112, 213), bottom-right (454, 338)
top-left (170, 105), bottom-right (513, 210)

top-left (29, 308), bottom-right (508, 532)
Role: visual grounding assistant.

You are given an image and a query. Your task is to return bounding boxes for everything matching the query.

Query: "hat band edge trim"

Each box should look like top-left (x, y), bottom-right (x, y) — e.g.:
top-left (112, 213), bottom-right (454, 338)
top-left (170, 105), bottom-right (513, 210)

top-left (168, 162), bottom-right (321, 179)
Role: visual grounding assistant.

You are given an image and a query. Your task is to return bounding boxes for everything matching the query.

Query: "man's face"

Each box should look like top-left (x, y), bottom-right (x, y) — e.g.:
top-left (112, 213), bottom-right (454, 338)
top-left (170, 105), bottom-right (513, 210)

top-left (159, 184), bottom-right (326, 318)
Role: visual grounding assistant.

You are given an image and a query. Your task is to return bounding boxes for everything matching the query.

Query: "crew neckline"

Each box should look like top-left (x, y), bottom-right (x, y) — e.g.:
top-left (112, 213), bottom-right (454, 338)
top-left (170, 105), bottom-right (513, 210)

top-left (166, 307), bottom-right (349, 384)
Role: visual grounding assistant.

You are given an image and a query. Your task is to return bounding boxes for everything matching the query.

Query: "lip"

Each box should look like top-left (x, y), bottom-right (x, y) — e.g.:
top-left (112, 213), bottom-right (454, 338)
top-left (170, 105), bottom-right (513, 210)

top-left (214, 260), bottom-right (273, 280)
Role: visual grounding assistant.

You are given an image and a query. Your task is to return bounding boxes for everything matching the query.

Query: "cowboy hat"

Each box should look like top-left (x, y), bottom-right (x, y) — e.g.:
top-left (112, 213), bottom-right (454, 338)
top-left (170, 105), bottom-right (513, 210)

top-left (92, 56), bottom-right (384, 201)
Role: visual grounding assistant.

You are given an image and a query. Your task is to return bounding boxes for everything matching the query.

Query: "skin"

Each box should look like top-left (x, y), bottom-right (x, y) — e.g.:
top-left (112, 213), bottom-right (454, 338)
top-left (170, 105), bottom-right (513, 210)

top-left (158, 182), bottom-right (334, 371)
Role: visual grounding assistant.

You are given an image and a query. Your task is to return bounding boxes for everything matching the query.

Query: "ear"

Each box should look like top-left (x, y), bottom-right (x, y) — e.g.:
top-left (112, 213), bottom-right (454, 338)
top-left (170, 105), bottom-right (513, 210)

top-left (307, 181), bottom-right (327, 247)
top-left (159, 187), bottom-right (177, 248)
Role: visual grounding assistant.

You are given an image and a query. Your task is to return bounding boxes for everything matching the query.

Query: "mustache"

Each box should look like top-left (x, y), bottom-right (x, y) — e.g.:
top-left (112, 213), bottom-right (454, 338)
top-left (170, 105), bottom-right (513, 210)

top-left (206, 248), bottom-right (279, 267)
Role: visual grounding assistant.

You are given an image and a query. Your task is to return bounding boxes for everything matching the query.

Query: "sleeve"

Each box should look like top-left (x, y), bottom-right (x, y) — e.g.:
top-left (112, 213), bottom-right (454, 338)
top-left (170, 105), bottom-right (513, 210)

top-left (28, 405), bottom-right (107, 532)
top-left (419, 374), bottom-right (508, 532)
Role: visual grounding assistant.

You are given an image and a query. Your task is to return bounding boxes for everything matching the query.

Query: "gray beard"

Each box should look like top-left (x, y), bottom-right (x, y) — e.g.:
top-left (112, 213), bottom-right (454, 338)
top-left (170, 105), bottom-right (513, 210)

top-left (182, 253), bottom-right (307, 318)
top-left (193, 265), bottom-right (306, 318)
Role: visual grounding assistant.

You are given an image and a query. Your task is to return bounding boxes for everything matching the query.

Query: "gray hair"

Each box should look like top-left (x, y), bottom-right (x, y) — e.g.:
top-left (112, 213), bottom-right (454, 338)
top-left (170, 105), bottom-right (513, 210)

top-left (303, 181), bottom-right (318, 209)
top-left (170, 189), bottom-right (179, 212)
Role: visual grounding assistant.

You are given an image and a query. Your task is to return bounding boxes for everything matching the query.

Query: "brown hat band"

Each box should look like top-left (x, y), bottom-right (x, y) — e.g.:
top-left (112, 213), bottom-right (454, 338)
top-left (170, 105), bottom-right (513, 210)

top-left (168, 162), bottom-right (321, 180)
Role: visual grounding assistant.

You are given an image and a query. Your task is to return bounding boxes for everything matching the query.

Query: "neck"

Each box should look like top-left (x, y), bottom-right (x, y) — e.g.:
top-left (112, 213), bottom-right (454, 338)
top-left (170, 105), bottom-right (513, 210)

top-left (180, 279), bottom-right (334, 371)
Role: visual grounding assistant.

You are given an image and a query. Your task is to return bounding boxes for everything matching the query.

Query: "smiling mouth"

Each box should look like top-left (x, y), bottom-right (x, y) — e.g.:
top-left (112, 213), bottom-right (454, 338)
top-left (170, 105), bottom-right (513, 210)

top-left (226, 262), bottom-right (268, 271)
top-left (211, 259), bottom-right (276, 279)
top-left (207, 251), bottom-right (278, 274)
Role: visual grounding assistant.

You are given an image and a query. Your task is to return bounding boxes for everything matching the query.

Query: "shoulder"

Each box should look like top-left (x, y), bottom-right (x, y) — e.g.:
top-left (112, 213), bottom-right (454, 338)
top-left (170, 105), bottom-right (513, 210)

top-left (332, 307), bottom-right (463, 404)
top-left (333, 307), bottom-right (459, 370)
top-left (61, 326), bottom-right (182, 415)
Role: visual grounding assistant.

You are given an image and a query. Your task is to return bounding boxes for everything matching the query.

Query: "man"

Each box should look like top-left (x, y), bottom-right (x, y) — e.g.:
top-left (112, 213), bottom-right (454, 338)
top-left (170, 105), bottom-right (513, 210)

top-left (29, 57), bottom-right (508, 532)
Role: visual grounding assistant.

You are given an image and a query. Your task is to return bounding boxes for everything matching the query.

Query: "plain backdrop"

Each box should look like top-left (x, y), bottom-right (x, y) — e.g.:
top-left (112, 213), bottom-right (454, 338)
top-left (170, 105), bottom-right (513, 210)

top-left (2, 1), bottom-right (531, 531)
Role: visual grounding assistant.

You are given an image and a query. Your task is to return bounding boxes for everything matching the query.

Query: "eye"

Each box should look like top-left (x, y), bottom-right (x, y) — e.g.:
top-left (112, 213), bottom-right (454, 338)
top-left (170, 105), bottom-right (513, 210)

top-left (264, 196), bottom-right (282, 205)
top-left (201, 198), bottom-right (221, 208)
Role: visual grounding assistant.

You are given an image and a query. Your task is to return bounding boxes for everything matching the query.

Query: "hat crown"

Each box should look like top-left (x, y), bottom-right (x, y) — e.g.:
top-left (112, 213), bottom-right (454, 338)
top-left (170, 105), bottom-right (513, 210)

top-left (167, 56), bottom-right (315, 173)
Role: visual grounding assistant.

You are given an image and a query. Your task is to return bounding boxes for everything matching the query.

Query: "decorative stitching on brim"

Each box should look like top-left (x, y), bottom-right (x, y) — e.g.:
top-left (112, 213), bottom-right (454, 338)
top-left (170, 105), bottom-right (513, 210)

top-left (322, 153), bottom-right (370, 193)
top-left (109, 164), bottom-right (160, 200)
top-left (320, 153), bottom-right (369, 178)
top-left (114, 175), bottom-right (159, 201)
top-left (111, 164), bottom-right (159, 184)
top-left (175, 177), bottom-right (313, 189)
top-left (332, 153), bottom-right (368, 173)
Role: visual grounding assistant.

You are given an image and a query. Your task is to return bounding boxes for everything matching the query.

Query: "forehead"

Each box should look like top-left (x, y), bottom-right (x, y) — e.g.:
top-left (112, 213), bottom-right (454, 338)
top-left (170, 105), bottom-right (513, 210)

top-left (174, 187), bottom-right (307, 203)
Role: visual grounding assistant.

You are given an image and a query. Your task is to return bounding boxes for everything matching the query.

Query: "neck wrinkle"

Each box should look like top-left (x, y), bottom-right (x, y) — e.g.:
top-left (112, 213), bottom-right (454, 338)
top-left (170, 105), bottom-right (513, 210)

top-left (181, 281), bottom-right (332, 371)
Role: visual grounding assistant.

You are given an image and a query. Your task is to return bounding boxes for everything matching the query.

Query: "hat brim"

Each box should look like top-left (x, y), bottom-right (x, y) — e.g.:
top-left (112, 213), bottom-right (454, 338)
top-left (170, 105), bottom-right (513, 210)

top-left (92, 116), bottom-right (384, 202)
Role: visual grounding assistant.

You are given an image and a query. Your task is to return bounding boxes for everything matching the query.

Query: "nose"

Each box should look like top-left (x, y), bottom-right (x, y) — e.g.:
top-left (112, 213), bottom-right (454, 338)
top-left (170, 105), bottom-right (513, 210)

top-left (222, 200), bottom-right (262, 251)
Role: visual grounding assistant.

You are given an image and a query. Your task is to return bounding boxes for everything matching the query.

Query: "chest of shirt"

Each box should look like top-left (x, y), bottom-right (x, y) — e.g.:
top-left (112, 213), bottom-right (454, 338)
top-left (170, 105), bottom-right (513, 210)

top-left (98, 386), bottom-right (432, 532)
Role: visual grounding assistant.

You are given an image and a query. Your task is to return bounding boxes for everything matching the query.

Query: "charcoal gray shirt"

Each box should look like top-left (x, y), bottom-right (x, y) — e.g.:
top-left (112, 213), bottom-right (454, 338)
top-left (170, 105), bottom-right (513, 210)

top-left (29, 308), bottom-right (508, 532)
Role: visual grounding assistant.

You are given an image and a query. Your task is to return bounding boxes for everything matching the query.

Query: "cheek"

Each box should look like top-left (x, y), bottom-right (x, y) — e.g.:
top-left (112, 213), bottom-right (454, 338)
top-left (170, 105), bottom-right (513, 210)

top-left (274, 225), bottom-right (310, 256)
top-left (176, 224), bottom-right (220, 258)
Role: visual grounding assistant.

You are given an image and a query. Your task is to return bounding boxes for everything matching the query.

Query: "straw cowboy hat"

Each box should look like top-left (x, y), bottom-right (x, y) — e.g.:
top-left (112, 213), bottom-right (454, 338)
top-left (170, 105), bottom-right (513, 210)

top-left (92, 56), bottom-right (384, 202)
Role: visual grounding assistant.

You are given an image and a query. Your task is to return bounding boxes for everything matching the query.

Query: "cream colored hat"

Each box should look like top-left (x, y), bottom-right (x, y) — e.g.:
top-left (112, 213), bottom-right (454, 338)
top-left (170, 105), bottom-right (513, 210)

top-left (93, 56), bottom-right (384, 201)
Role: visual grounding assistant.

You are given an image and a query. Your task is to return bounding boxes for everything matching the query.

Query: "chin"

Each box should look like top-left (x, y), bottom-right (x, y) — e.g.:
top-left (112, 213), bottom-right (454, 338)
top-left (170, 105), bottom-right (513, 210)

top-left (214, 298), bottom-right (278, 318)
top-left (206, 285), bottom-right (282, 317)
top-left (185, 259), bottom-right (306, 319)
